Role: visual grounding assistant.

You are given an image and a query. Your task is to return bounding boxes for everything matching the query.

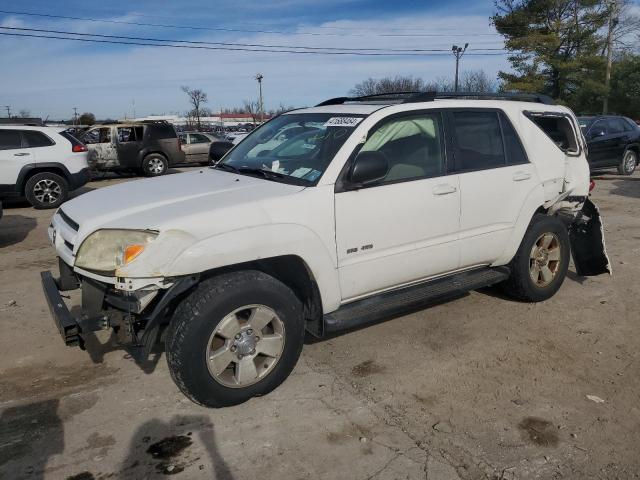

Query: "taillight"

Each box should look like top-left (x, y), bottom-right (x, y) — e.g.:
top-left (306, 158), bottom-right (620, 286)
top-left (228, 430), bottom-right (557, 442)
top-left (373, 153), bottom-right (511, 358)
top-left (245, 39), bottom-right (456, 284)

top-left (72, 144), bottom-right (88, 153)
top-left (589, 179), bottom-right (595, 192)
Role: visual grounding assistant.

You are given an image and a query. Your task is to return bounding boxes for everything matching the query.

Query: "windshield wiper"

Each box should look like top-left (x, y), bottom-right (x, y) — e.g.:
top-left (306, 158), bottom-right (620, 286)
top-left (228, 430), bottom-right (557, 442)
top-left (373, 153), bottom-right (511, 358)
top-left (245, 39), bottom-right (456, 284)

top-left (238, 167), bottom-right (287, 179)
top-left (213, 163), bottom-right (240, 173)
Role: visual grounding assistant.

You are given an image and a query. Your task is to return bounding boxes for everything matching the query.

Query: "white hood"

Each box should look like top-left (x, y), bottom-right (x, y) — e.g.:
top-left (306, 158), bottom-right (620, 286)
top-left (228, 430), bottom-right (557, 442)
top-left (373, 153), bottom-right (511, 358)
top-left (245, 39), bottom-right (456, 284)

top-left (61, 169), bottom-right (305, 239)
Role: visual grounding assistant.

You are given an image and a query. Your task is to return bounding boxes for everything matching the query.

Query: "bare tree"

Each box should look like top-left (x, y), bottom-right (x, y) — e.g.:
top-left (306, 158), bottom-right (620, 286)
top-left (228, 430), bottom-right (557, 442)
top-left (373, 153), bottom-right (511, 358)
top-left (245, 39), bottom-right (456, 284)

top-left (243, 100), bottom-right (260, 125)
top-left (181, 86), bottom-right (208, 131)
top-left (18, 109), bottom-right (31, 118)
top-left (350, 76), bottom-right (427, 96)
top-left (458, 70), bottom-right (497, 92)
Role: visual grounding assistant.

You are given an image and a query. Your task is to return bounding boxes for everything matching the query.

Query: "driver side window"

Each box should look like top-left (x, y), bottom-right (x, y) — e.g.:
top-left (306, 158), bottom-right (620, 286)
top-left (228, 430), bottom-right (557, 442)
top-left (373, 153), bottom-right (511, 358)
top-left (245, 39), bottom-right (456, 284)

top-left (361, 113), bottom-right (445, 184)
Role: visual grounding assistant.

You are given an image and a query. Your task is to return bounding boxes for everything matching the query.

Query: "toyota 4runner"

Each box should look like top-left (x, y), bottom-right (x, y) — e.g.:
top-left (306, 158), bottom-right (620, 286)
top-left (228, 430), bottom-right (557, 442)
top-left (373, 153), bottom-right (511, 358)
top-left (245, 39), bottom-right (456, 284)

top-left (41, 92), bottom-right (610, 407)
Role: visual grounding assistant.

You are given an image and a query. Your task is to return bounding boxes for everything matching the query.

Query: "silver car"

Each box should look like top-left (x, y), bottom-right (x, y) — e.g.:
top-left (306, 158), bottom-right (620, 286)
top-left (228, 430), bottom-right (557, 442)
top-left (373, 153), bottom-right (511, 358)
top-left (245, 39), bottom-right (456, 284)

top-left (179, 132), bottom-right (221, 164)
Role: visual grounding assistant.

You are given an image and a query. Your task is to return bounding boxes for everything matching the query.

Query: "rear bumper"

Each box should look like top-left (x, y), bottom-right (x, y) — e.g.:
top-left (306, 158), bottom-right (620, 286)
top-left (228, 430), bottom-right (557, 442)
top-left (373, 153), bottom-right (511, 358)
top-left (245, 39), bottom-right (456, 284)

top-left (68, 167), bottom-right (91, 190)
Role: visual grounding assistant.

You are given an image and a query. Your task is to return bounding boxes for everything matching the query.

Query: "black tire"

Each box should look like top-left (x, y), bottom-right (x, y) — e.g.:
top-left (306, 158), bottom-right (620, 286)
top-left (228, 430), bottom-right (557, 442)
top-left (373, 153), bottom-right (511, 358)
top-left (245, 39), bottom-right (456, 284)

top-left (501, 214), bottom-right (570, 302)
top-left (617, 149), bottom-right (637, 176)
top-left (24, 172), bottom-right (69, 209)
top-left (141, 153), bottom-right (168, 177)
top-left (165, 270), bottom-right (305, 408)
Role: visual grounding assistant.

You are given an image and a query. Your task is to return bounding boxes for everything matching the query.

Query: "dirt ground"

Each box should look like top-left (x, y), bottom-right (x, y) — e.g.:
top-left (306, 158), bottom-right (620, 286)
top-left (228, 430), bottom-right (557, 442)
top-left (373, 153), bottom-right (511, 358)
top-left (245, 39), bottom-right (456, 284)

top-left (0, 167), bottom-right (639, 480)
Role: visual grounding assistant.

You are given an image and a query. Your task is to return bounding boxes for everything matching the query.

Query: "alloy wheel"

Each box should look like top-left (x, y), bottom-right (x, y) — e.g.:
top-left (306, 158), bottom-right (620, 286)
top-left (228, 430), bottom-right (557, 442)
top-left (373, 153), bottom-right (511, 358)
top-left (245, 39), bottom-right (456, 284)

top-left (206, 305), bottom-right (285, 388)
top-left (148, 157), bottom-right (166, 174)
top-left (529, 232), bottom-right (561, 287)
top-left (33, 179), bottom-right (62, 205)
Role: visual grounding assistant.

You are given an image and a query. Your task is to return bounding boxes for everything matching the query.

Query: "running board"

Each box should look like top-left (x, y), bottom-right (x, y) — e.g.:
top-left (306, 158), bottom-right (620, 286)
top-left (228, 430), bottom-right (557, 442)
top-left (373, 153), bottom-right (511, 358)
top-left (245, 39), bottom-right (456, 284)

top-left (323, 267), bottom-right (510, 334)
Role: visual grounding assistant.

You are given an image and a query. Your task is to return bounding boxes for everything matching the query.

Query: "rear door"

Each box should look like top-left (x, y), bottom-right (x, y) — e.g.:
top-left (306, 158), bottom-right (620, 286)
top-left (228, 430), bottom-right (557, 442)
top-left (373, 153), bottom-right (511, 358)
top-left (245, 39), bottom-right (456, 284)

top-left (116, 126), bottom-right (143, 168)
top-left (0, 130), bottom-right (34, 189)
top-left (447, 109), bottom-right (535, 267)
top-left (606, 118), bottom-right (632, 163)
top-left (335, 111), bottom-right (461, 300)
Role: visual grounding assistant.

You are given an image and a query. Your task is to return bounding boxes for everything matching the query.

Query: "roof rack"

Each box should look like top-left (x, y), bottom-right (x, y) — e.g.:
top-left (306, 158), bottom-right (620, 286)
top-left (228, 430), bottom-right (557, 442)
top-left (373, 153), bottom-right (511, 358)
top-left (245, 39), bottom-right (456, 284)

top-left (316, 91), bottom-right (555, 106)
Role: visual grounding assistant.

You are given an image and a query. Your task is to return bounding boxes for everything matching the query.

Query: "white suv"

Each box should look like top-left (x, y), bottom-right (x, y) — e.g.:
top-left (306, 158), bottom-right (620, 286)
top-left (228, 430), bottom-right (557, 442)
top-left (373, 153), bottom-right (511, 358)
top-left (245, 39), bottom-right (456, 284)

top-left (41, 93), bottom-right (610, 407)
top-left (0, 126), bottom-right (91, 209)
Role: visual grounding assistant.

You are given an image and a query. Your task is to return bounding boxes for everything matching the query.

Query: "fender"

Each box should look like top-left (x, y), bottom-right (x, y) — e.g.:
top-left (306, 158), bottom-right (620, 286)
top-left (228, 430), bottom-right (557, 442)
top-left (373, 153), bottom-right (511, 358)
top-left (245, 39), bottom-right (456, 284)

top-left (492, 183), bottom-right (546, 266)
top-left (16, 162), bottom-right (72, 193)
top-left (121, 223), bottom-right (342, 313)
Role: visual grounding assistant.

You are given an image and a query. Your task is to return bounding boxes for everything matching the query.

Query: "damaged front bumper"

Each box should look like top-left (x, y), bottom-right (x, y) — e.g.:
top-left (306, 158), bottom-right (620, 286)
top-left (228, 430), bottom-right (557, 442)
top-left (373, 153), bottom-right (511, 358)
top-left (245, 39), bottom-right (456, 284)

top-left (40, 259), bottom-right (198, 355)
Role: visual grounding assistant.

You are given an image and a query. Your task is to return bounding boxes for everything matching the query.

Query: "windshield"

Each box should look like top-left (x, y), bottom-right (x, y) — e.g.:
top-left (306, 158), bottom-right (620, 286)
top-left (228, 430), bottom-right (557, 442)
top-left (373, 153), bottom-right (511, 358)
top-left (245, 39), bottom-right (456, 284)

top-left (216, 113), bottom-right (365, 185)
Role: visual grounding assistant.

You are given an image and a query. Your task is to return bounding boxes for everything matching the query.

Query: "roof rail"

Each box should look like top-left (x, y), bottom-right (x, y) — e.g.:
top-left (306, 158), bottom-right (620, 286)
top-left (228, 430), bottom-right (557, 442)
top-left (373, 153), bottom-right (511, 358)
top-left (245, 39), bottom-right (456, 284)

top-left (316, 91), bottom-right (555, 106)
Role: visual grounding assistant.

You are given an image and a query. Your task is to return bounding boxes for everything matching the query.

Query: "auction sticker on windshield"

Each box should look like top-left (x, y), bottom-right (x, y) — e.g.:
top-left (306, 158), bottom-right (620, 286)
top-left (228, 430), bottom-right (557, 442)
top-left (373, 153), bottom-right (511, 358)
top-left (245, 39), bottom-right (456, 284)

top-left (323, 117), bottom-right (363, 127)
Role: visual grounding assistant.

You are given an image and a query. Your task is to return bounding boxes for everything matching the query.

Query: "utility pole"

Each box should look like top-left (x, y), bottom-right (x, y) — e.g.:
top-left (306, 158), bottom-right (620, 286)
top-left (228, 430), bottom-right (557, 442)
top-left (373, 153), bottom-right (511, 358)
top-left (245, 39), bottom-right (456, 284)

top-left (73, 107), bottom-right (78, 127)
top-left (5, 105), bottom-right (11, 118)
top-left (603, 0), bottom-right (618, 114)
top-left (255, 73), bottom-right (264, 123)
top-left (451, 43), bottom-right (469, 92)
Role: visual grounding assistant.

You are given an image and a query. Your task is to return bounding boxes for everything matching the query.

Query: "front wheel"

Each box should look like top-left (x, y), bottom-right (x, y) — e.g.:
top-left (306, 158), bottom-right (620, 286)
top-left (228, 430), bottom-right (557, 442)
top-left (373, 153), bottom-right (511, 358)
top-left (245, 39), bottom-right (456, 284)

top-left (618, 149), bottom-right (637, 176)
top-left (165, 271), bottom-right (305, 407)
top-left (501, 214), bottom-right (570, 302)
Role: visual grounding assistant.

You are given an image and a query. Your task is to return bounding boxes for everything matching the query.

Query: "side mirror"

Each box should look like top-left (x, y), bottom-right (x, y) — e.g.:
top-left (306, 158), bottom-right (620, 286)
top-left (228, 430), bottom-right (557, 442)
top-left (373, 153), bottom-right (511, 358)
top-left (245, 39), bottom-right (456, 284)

top-left (590, 129), bottom-right (606, 139)
top-left (349, 151), bottom-right (388, 187)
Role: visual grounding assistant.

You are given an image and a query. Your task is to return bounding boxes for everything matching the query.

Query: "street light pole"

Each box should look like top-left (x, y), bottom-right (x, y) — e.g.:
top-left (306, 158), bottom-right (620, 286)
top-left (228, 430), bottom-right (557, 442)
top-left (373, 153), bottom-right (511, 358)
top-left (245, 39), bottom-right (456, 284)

top-left (255, 73), bottom-right (264, 124)
top-left (5, 105), bottom-right (11, 118)
top-left (451, 43), bottom-right (469, 92)
top-left (73, 107), bottom-right (78, 127)
top-left (603, 0), bottom-right (618, 114)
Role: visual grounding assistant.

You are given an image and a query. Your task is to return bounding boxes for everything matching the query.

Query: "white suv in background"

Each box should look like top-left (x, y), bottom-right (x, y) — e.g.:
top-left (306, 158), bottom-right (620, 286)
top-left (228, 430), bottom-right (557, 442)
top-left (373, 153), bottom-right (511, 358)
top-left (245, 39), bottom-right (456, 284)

top-left (42, 92), bottom-right (610, 407)
top-left (0, 126), bottom-right (91, 209)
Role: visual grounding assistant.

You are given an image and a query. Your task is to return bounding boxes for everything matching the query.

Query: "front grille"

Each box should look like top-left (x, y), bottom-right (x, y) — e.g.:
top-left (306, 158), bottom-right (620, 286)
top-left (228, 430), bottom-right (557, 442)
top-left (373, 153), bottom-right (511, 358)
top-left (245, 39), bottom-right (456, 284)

top-left (58, 209), bottom-right (79, 231)
top-left (64, 240), bottom-right (74, 251)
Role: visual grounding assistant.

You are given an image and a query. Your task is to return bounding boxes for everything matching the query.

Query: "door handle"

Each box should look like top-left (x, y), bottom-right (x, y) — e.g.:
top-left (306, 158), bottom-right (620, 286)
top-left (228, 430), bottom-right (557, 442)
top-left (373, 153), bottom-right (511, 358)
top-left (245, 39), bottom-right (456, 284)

top-left (13, 152), bottom-right (30, 156)
top-left (432, 184), bottom-right (457, 195)
top-left (513, 172), bottom-right (531, 181)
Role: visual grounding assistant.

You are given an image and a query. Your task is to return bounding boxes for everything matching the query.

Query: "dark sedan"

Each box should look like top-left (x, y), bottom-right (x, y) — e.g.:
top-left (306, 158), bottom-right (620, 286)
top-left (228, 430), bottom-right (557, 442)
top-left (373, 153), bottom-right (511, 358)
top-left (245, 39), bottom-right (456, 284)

top-left (578, 115), bottom-right (640, 175)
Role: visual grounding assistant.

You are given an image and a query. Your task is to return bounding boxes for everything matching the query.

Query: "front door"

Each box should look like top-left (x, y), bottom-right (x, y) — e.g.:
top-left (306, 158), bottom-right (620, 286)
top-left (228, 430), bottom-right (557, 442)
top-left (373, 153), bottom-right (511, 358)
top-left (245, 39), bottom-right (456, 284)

top-left (335, 111), bottom-right (460, 301)
top-left (185, 133), bottom-right (212, 163)
top-left (84, 127), bottom-right (118, 170)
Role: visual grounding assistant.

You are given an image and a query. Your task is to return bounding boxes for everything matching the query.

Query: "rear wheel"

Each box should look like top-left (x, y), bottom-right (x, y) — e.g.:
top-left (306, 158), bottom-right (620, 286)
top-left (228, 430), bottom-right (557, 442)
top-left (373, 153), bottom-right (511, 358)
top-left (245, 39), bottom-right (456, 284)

top-left (142, 154), bottom-right (168, 176)
top-left (501, 214), bottom-right (570, 302)
top-left (618, 149), bottom-right (637, 176)
top-left (25, 172), bottom-right (68, 209)
top-left (165, 270), bottom-right (305, 407)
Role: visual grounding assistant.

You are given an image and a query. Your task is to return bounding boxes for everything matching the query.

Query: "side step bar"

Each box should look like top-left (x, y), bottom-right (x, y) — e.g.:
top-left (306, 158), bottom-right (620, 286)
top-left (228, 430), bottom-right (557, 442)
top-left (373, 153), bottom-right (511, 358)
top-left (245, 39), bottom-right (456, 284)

top-left (323, 266), bottom-right (510, 334)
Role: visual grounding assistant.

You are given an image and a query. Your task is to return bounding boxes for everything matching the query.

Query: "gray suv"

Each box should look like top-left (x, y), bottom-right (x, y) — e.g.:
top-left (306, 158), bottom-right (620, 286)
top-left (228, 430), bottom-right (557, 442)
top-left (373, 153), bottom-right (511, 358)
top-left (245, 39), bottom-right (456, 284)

top-left (79, 121), bottom-right (185, 176)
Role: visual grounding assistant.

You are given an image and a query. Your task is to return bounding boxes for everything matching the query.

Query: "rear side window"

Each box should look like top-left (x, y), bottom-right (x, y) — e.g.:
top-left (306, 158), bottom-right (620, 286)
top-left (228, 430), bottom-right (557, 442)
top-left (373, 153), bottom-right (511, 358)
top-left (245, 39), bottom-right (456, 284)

top-left (499, 113), bottom-right (528, 165)
top-left (23, 130), bottom-right (54, 148)
top-left (0, 130), bottom-right (22, 150)
top-left (450, 111), bottom-right (505, 172)
top-left (590, 120), bottom-right (609, 136)
top-left (607, 118), bottom-right (628, 134)
top-left (150, 124), bottom-right (177, 139)
top-left (528, 114), bottom-right (579, 154)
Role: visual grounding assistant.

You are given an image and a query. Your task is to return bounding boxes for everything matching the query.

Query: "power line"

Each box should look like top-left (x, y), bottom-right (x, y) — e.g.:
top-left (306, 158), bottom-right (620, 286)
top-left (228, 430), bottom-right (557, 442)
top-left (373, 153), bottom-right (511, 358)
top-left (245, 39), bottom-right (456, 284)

top-left (0, 9), bottom-right (506, 38)
top-left (0, 26), bottom-right (507, 53)
top-left (0, 29), bottom-right (513, 56)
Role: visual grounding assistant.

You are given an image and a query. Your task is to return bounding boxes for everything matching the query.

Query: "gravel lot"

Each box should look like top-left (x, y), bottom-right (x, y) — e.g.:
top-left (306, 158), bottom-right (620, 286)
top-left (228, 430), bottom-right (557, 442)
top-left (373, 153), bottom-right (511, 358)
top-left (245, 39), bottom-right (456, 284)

top-left (1, 167), bottom-right (639, 480)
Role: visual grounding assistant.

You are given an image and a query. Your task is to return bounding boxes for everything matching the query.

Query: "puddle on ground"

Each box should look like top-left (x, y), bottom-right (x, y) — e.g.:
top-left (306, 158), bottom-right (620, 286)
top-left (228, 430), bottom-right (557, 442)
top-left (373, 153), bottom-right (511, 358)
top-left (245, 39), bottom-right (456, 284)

top-left (518, 417), bottom-right (559, 447)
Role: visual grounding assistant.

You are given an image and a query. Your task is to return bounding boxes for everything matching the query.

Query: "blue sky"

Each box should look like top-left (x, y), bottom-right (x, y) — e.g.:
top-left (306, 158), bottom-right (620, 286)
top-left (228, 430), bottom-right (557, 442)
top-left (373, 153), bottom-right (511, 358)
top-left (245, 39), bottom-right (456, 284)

top-left (0, 1), bottom-right (537, 119)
